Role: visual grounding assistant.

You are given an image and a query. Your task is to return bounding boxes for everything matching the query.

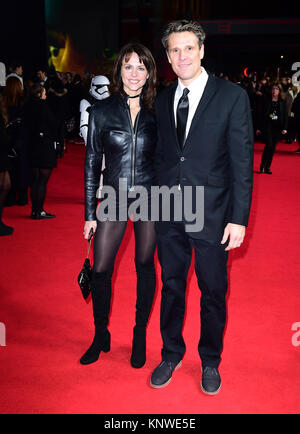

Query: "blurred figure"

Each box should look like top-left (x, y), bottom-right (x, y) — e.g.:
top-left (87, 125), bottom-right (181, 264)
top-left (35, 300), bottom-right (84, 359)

top-left (257, 84), bottom-right (288, 174)
top-left (3, 76), bottom-right (28, 205)
top-left (6, 61), bottom-right (24, 89)
top-left (292, 92), bottom-right (300, 153)
top-left (285, 84), bottom-right (298, 144)
top-left (65, 74), bottom-right (84, 138)
top-left (46, 76), bottom-right (68, 158)
top-left (23, 84), bottom-right (59, 219)
top-left (0, 94), bottom-right (14, 235)
top-left (37, 67), bottom-right (50, 93)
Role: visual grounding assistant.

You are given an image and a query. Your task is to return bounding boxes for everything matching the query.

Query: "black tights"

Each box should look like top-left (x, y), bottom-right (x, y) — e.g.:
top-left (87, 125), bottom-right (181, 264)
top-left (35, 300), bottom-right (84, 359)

top-left (30, 168), bottom-right (52, 213)
top-left (0, 170), bottom-right (11, 221)
top-left (93, 220), bottom-right (156, 273)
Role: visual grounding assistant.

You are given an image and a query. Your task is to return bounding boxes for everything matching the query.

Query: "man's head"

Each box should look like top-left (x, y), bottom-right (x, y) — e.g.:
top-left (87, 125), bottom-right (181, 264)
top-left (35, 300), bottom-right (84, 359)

top-left (9, 62), bottom-right (23, 76)
top-left (162, 20), bottom-right (206, 86)
top-left (37, 68), bottom-right (48, 82)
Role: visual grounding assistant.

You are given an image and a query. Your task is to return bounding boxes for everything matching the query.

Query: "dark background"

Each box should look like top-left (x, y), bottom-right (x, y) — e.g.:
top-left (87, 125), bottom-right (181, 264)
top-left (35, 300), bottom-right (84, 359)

top-left (0, 0), bottom-right (300, 81)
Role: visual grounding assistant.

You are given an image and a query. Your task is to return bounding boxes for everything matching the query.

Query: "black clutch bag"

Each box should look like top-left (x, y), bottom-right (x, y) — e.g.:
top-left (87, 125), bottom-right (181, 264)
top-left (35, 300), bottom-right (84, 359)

top-left (78, 229), bottom-right (94, 300)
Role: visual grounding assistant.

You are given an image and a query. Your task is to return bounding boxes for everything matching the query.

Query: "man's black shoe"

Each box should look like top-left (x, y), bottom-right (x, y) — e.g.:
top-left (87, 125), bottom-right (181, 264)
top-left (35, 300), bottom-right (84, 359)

top-left (150, 360), bottom-right (182, 388)
top-left (201, 366), bottom-right (221, 395)
top-left (31, 210), bottom-right (56, 220)
top-left (265, 168), bottom-right (272, 175)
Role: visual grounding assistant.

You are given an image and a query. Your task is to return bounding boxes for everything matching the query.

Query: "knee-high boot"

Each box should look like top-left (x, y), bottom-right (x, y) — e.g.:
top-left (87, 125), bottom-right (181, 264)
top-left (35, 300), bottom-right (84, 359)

top-left (130, 261), bottom-right (156, 368)
top-left (80, 270), bottom-right (112, 365)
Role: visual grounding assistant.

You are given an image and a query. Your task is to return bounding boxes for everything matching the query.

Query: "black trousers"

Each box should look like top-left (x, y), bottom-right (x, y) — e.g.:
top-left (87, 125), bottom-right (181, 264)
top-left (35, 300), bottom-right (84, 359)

top-left (260, 125), bottom-right (281, 170)
top-left (157, 222), bottom-right (229, 368)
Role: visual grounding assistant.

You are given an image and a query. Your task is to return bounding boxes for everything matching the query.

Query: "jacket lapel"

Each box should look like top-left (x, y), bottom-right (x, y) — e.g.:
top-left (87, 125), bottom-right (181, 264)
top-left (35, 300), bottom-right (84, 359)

top-left (184, 74), bottom-right (217, 148)
top-left (167, 81), bottom-right (181, 152)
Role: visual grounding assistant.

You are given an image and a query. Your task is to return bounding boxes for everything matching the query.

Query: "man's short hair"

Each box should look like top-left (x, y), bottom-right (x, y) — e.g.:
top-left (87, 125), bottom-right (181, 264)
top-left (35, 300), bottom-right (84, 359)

top-left (162, 20), bottom-right (206, 51)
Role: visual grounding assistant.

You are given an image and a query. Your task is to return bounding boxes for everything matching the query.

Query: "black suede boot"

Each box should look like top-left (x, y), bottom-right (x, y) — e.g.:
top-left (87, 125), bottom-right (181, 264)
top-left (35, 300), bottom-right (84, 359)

top-left (80, 270), bottom-right (112, 365)
top-left (0, 206), bottom-right (14, 236)
top-left (130, 261), bottom-right (156, 369)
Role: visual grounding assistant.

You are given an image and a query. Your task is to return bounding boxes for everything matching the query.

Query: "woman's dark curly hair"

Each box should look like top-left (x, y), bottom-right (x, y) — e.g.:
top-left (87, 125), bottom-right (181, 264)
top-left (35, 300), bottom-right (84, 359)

top-left (110, 42), bottom-right (157, 110)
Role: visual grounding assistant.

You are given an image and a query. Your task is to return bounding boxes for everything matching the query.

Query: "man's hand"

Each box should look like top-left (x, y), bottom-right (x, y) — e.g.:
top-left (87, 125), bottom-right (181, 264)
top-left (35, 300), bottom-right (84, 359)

top-left (221, 223), bottom-right (246, 251)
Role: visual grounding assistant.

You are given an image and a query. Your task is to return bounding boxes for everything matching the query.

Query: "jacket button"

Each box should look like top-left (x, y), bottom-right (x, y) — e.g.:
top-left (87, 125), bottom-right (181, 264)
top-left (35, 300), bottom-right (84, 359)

top-left (180, 157), bottom-right (185, 162)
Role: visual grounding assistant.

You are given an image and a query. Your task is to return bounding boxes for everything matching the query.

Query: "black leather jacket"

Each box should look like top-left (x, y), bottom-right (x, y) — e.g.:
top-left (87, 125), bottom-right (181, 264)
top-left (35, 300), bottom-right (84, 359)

top-left (85, 93), bottom-right (157, 221)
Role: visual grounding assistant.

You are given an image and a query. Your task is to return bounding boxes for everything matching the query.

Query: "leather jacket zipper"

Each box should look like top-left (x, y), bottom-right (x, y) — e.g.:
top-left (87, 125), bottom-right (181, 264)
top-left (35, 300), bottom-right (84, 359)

top-left (127, 108), bottom-right (141, 190)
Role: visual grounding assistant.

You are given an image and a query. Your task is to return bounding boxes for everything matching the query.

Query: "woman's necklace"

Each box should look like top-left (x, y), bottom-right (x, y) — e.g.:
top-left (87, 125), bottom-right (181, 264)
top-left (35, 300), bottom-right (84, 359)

top-left (127, 93), bottom-right (141, 99)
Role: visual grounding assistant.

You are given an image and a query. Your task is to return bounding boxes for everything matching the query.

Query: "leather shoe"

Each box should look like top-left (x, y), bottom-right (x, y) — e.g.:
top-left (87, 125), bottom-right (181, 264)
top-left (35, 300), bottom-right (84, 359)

top-left (201, 366), bottom-right (221, 395)
top-left (150, 360), bottom-right (182, 388)
top-left (265, 168), bottom-right (272, 174)
top-left (31, 210), bottom-right (56, 220)
top-left (0, 222), bottom-right (14, 236)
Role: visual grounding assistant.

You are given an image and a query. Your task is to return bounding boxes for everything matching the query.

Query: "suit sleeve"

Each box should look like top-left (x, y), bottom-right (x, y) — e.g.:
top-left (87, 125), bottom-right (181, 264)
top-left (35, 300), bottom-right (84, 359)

top-left (154, 98), bottom-right (163, 179)
top-left (84, 105), bottom-right (103, 221)
top-left (227, 89), bottom-right (254, 226)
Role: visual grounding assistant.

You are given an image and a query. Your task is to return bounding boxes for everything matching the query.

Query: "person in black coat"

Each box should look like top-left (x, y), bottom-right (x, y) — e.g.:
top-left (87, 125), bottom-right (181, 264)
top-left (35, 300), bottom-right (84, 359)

top-left (23, 83), bottom-right (59, 219)
top-left (0, 94), bottom-right (14, 235)
top-left (292, 92), bottom-right (300, 153)
top-left (3, 76), bottom-right (29, 206)
top-left (82, 43), bottom-right (157, 369)
top-left (150, 20), bottom-right (253, 394)
top-left (257, 84), bottom-right (288, 174)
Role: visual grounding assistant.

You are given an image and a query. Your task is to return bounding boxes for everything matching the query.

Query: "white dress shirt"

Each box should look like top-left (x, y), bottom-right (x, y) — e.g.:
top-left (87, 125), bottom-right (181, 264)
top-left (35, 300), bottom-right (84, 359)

top-left (174, 67), bottom-right (208, 140)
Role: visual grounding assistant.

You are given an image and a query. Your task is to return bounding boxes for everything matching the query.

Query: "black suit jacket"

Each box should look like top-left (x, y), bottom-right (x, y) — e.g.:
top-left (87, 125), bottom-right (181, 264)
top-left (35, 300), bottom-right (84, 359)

top-left (155, 73), bottom-right (254, 241)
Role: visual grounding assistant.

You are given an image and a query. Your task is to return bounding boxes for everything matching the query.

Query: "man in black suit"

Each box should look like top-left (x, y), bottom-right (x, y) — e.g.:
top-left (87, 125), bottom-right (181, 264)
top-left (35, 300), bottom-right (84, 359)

top-left (150, 20), bottom-right (254, 394)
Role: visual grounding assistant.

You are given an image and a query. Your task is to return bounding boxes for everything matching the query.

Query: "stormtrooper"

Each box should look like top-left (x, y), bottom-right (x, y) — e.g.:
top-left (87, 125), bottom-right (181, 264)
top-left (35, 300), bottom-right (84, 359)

top-left (80, 75), bottom-right (110, 144)
top-left (0, 62), bottom-right (6, 87)
top-left (80, 75), bottom-right (110, 193)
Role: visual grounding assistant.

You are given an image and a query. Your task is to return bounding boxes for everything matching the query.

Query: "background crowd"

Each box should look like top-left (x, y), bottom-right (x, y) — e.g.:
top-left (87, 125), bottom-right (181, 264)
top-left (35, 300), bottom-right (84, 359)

top-left (0, 59), bottom-right (300, 236)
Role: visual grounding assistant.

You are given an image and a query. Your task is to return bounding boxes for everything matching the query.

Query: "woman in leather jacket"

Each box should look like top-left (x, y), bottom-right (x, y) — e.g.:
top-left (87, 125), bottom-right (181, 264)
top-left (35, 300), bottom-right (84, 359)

top-left (81, 43), bottom-right (157, 368)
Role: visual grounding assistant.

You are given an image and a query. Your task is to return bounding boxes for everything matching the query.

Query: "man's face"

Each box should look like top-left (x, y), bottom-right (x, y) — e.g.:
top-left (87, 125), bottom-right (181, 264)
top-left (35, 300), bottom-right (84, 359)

top-left (16, 66), bottom-right (23, 76)
top-left (37, 71), bottom-right (46, 81)
top-left (167, 31), bottom-right (204, 86)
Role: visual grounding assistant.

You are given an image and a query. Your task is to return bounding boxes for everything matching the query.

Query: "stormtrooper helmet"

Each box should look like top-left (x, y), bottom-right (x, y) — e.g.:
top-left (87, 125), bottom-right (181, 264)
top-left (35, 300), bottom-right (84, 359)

top-left (89, 75), bottom-right (110, 100)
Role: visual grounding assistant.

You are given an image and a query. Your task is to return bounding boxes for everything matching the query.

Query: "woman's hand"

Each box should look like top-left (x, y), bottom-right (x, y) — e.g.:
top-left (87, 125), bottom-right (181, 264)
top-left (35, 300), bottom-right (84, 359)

top-left (83, 221), bottom-right (97, 239)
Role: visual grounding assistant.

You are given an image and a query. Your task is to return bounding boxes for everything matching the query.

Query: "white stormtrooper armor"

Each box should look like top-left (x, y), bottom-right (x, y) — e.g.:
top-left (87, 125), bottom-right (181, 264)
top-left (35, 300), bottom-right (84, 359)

top-left (80, 75), bottom-right (110, 144)
top-left (0, 62), bottom-right (6, 87)
top-left (80, 75), bottom-right (110, 194)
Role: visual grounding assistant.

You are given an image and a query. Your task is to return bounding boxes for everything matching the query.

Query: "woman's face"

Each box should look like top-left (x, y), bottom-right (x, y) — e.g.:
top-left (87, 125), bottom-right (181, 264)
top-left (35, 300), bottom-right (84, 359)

top-left (121, 52), bottom-right (149, 97)
top-left (272, 86), bottom-right (280, 98)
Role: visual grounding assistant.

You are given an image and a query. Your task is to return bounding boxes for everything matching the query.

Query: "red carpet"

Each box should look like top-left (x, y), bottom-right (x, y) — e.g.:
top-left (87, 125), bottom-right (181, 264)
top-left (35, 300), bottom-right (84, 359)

top-left (0, 139), bottom-right (299, 414)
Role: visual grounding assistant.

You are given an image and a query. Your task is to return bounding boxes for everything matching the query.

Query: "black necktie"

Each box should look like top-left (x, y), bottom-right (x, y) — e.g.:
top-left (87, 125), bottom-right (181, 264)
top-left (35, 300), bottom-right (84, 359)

top-left (176, 88), bottom-right (189, 149)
